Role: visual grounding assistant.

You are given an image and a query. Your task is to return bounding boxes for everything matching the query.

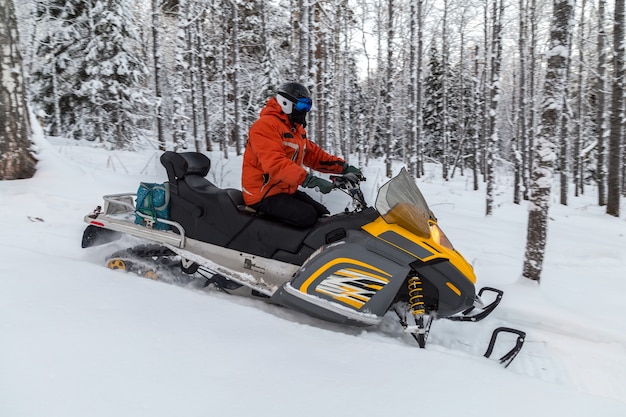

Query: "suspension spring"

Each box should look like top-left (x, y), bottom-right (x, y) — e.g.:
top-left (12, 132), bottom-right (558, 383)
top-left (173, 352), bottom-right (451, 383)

top-left (408, 276), bottom-right (425, 316)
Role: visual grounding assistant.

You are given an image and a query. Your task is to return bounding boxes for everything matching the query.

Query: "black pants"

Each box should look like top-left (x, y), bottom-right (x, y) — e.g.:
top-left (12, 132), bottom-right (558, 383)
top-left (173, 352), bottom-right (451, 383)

top-left (252, 190), bottom-right (330, 228)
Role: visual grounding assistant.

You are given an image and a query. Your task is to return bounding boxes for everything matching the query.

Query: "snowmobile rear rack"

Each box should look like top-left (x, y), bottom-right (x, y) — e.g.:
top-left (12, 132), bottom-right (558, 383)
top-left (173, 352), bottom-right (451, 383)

top-left (84, 193), bottom-right (186, 249)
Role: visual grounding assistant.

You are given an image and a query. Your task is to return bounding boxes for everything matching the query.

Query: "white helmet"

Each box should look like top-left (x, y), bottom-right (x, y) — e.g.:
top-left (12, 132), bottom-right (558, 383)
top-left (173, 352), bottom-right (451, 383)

top-left (276, 82), bottom-right (312, 115)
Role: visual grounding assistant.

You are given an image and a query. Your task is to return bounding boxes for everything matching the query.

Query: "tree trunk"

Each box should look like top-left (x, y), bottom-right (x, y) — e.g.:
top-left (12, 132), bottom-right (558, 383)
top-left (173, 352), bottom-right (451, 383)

top-left (472, 45), bottom-right (480, 191)
top-left (198, 13), bottom-right (212, 152)
top-left (485, 0), bottom-right (504, 216)
top-left (597, 0), bottom-right (608, 206)
top-left (297, 0), bottom-right (309, 81)
top-left (409, 0), bottom-right (417, 177)
top-left (416, 0), bottom-right (424, 177)
top-left (514, 0), bottom-right (528, 204)
top-left (230, 0), bottom-right (241, 156)
top-left (573, 0), bottom-right (587, 198)
top-left (0, 0), bottom-right (37, 180)
top-left (441, 0), bottom-right (449, 181)
top-left (151, 0), bottom-right (165, 151)
top-left (607, 0), bottom-right (624, 216)
top-left (523, 0), bottom-right (574, 283)
top-left (559, 3), bottom-right (575, 206)
top-left (385, 0), bottom-right (394, 178)
top-left (172, 0), bottom-right (189, 150)
top-left (525, 0), bottom-right (539, 200)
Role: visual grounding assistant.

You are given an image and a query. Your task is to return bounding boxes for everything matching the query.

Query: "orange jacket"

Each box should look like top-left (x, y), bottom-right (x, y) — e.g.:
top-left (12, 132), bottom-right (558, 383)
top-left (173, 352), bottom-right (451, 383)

top-left (242, 97), bottom-right (345, 206)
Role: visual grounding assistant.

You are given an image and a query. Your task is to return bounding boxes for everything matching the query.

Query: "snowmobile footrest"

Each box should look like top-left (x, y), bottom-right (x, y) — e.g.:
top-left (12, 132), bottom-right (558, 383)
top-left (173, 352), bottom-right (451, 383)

top-left (483, 327), bottom-right (526, 368)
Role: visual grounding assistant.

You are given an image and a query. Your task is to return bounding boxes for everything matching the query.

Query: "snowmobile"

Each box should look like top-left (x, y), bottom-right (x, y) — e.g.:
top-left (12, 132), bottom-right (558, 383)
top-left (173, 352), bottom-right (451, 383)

top-left (82, 151), bottom-right (525, 367)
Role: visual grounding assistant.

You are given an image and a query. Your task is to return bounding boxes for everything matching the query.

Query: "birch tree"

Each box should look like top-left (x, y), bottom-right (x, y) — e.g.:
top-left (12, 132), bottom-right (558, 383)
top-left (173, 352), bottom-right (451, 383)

top-left (523, 0), bottom-right (575, 283)
top-left (172, 0), bottom-right (189, 150)
top-left (229, 0), bottom-right (242, 156)
top-left (151, 0), bottom-right (165, 151)
top-left (514, 0), bottom-right (528, 204)
top-left (0, 0), bottom-right (37, 180)
top-left (441, 0), bottom-right (450, 180)
top-left (485, 0), bottom-right (504, 216)
top-left (385, 0), bottom-right (394, 178)
top-left (407, 0), bottom-right (425, 178)
top-left (525, 0), bottom-right (540, 200)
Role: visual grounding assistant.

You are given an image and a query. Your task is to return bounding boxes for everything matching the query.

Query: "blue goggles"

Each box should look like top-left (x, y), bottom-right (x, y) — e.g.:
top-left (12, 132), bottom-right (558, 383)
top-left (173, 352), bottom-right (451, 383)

top-left (294, 97), bottom-right (312, 113)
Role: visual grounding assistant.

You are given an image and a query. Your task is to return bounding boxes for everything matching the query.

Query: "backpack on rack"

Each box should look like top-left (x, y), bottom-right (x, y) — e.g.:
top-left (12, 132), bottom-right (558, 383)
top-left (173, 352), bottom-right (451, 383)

top-left (134, 182), bottom-right (170, 230)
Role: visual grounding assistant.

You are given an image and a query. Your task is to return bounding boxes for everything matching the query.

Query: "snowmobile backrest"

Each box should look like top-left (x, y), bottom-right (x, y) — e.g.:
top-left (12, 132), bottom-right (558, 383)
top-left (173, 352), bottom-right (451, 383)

top-left (160, 151), bottom-right (211, 182)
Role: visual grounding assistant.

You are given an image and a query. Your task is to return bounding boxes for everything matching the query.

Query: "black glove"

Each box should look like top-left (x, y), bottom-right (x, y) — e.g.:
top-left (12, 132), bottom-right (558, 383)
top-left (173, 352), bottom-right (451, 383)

top-left (302, 174), bottom-right (334, 194)
top-left (342, 163), bottom-right (363, 177)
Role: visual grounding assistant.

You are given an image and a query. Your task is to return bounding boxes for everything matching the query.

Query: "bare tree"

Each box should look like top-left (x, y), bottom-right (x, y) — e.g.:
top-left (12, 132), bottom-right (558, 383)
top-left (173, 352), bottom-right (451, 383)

top-left (441, 0), bottom-right (450, 180)
top-left (172, 0), bottom-right (189, 150)
top-left (408, 0), bottom-right (424, 178)
top-left (229, 0), bottom-right (242, 156)
top-left (525, 0), bottom-right (540, 200)
top-left (558, 2), bottom-right (574, 207)
top-left (607, 0), bottom-right (625, 216)
top-left (523, 0), bottom-right (575, 283)
top-left (151, 0), bottom-right (165, 151)
top-left (0, 0), bottom-right (37, 180)
top-left (297, 0), bottom-right (309, 81)
top-left (416, 0), bottom-right (425, 177)
top-left (573, 0), bottom-right (587, 198)
top-left (485, 0), bottom-right (504, 216)
top-left (596, 0), bottom-right (608, 206)
top-left (514, 0), bottom-right (528, 204)
top-left (385, 0), bottom-right (394, 178)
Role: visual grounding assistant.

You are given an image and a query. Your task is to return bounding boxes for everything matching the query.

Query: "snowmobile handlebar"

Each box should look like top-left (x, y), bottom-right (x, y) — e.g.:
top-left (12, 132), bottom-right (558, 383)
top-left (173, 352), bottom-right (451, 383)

top-left (329, 173), bottom-right (368, 212)
top-left (329, 172), bottom-right (366, 189)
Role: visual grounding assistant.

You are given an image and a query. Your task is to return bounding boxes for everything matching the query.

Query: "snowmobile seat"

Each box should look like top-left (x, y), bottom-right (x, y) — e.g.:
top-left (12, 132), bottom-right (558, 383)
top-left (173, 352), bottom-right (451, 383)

top-left (161, 151), bottom-right (211, 181)
top-left (160, 151), bottom-right (251, 246)
top-left (159, 151), bottom-right (339, 262)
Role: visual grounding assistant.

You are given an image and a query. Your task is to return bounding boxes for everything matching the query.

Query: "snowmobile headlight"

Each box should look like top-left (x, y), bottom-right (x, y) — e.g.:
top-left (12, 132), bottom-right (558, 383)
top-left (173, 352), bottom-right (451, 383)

top-left (429, 223), bottom-right (454, 250)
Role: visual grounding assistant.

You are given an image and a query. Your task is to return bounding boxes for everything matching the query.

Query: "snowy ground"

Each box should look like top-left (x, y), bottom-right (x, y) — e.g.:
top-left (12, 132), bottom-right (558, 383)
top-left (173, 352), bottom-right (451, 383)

top-left (1, 132), bottom-right (626, 416)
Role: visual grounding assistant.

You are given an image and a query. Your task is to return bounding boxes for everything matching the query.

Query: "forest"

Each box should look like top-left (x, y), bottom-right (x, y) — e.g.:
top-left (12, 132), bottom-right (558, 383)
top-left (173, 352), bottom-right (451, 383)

top-left (1, 0), bottom-right (624, 281)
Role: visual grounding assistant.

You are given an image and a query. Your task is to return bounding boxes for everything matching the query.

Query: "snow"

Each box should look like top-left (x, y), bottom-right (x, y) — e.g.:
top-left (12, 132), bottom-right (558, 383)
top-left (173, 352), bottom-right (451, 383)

top-left (1, 133), bottom-right (626, 417)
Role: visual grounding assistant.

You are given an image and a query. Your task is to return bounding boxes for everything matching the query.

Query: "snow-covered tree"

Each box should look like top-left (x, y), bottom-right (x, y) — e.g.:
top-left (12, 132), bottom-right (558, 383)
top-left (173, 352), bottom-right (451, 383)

top-left (171, 0), bottom-right (189, 151)
top-left (0, 0), bottom-right (37, 179)
top-left (30, 0), bottom-right (92, 138)
top-left (151, 0), bottom-right (166, 151)
top-left (408, 0), bottom-right (424, 178)
top-left (596, 0), bottom-right (608, 206)
top-left (523, 0), bottom-right (575, 283)
top-left (74, 0), bottom-right (152, 147)
top-left (485, 0), bottom-right (504, 216)
top-left (384, 0), bottom-right (394, 177)
top-left (30, 0), bottom-right (152, 147)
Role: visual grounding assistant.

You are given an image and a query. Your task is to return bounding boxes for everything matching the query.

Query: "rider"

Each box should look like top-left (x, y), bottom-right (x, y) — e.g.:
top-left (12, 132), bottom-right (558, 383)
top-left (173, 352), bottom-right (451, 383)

top-left (242, 82), bottom-right (361, 227)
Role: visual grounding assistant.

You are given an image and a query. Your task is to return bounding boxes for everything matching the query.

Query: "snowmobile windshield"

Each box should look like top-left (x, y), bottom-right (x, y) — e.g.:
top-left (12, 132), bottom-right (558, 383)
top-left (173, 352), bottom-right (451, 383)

top-left (375, 167), bottom-right (434, 239)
